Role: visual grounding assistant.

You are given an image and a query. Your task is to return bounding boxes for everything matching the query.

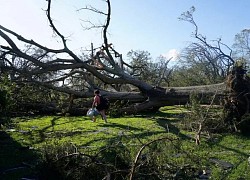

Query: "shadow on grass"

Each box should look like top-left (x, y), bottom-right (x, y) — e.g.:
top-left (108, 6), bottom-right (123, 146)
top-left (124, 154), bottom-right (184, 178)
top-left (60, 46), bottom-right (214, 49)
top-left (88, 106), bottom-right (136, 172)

top-left (133, 110), bottom-right (170, 118)
top-left (156, 118), bottom-right (192, 140)
top-left (0, 130), bottom-right (40, 179)
top-left (204, 133), bottom-right (250, 179)
top-left (101, 122), bottom-right (146, 131)
top-left (34, 116), bottom-right (85, 143)
top-left (207, 133), bottom-right (250, 158)
top-left (37, 116), bottom-right (62, 142)
top-left (80, 121), bottom-right (166, 147)
top-left (80, 129), bottom-right (166, 147)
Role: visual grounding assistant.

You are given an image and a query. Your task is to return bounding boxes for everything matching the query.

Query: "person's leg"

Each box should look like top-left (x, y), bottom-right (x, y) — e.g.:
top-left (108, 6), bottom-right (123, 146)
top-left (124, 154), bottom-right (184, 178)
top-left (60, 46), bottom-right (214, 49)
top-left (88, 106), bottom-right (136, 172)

top-left (100, 110), bottom-right (107, 123)
top-left (92, 115), bottom-right (96, 122)
top-left (92, 108), bottom-right (100, 122)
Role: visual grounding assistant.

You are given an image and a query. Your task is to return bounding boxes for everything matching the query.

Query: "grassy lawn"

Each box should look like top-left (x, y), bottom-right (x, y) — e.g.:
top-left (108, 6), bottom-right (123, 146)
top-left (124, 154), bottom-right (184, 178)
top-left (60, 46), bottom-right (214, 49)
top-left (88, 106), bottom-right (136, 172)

top-left (1, 106), bottom-right (250, 179)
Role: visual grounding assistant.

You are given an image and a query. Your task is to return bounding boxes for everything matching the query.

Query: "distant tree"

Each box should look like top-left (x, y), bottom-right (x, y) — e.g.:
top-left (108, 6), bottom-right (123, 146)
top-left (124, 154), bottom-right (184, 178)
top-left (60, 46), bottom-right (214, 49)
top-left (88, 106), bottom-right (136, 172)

top-left (170, 65), bottom-right (213, 87)
top-left (152, 55), bottom-right (172, 87)
top-left (177, 6), bottom-right (234, 85)
top-left (127, 50), bottom-right (153, 82)
top-left (232, 29), bottom-right (250, 65)
top-left (127, 51), bottom-right (172, 87)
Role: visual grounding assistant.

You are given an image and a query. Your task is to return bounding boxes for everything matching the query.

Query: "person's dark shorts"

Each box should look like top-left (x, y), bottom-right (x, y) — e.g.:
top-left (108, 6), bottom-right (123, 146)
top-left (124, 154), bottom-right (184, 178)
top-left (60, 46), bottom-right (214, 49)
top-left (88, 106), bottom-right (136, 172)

top-left (96, 104), bottom-right (106, 111)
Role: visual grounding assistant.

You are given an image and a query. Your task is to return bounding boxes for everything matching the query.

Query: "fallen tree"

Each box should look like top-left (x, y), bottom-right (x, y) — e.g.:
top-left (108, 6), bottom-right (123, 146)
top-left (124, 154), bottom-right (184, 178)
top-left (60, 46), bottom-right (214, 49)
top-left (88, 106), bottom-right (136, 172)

top-left (0, 1), bottom-right (238, 115)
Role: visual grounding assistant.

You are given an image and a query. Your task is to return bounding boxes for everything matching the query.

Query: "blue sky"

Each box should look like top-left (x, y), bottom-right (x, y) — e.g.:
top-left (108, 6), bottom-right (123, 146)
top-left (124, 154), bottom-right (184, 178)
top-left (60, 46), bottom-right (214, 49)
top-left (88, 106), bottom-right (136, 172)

top-left (0, 0), bottom-right (249, 61)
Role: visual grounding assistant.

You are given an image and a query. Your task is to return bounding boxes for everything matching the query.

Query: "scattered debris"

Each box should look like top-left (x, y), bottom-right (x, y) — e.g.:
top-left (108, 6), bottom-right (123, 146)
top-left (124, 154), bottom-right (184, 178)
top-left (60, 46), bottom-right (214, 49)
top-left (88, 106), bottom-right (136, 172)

top-left (209, 158), bottom-right (234, 170)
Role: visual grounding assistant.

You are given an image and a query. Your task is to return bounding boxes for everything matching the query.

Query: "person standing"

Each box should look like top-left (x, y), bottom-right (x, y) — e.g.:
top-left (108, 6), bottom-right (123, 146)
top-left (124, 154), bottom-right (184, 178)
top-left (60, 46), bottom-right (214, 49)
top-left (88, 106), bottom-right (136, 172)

top-left (92, 90), bottom-right (107, 123)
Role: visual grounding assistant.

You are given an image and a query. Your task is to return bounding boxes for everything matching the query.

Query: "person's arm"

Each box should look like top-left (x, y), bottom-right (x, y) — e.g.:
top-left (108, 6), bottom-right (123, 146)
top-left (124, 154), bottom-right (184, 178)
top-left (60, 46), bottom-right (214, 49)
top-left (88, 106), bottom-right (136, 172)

top-left (92, 96), bottom-right (96, 108)
top-left (92, 96), bottom-right (100, 108)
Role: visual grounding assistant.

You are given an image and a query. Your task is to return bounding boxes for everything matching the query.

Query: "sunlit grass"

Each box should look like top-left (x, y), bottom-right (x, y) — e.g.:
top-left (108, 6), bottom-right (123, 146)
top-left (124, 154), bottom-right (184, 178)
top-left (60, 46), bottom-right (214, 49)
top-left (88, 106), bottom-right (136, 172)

top-left (9, 115), bottom-right (167, 149)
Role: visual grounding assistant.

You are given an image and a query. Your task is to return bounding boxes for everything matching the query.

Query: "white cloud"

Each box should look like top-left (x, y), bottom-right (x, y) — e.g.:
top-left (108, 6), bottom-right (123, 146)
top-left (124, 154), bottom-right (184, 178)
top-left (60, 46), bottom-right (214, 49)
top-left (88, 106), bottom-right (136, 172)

top-left (161, 49), bottom-right (180, 61)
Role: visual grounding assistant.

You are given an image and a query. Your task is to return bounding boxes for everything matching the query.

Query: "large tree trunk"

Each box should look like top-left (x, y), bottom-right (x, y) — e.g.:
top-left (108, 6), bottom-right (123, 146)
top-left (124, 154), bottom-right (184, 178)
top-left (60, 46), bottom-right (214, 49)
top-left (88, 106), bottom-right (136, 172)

top-left (17, 83), bottom-right (226, 116)
top-left (115, 82), bottom-right (227, 114)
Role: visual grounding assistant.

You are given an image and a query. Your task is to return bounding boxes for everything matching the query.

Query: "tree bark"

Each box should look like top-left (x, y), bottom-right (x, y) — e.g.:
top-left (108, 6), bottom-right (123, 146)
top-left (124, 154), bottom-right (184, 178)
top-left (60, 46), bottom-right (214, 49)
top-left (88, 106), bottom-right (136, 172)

top-left (117, 82), bottom-right (226, 114)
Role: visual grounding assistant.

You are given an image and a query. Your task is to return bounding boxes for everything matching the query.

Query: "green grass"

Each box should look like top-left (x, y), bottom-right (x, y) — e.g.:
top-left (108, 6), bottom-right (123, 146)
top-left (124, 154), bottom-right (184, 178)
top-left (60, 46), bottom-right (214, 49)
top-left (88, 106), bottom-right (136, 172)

top-left (11, 115), bottom-right (167, 148)
top-left (1, 106), bottom-right (250, 179)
